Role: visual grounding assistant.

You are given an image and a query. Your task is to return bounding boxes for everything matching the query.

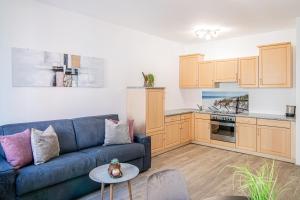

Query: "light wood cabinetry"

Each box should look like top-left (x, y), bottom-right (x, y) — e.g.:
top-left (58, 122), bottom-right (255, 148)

top-left (179, 54), bottom-right (204, 88)
top-left (180, 118), bottom-right (192, 143)
top-left (236, 119), bottom-right (257, 152)
top-left (127, 88), bottom-right (165, 155)
top-left (146, 89), bottom-right (165, 133)
top-left (238, 57), bottom-right (258, 88)
top-left (215, 59), bottom-right (238, 82)
top-left (165, 121), bottom-right (181, 148)
top-left (257, 126), bottom-right (291, 158)
top-left (258, 42), bottom-right (292, 88)
top-left (198, 61), bottom-right (215, 88)
top-left (257, 119), bottom-right (291, 158)
top-left (194, 114), bottom-right (211, 143)
top-left (150, 131), bottom-right (165, 154)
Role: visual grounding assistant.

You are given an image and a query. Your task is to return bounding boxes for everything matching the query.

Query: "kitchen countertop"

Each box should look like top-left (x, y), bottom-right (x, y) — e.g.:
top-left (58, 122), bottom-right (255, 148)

top-left (165, 108), bottom-right (296, 122)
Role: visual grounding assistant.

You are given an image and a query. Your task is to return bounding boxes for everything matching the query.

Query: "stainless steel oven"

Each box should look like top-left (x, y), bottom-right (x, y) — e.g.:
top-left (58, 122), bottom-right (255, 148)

top-left (210, 114), bottom-right (236, 143)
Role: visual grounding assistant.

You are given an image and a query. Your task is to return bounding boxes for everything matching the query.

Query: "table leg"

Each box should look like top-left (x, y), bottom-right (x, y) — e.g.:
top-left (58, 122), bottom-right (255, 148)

top-left (101, 183), bottom-right (104, 200)
top-left (109, 184), bottom-right (114, 200)
top-left (127, 180), bottom-right (132, 200)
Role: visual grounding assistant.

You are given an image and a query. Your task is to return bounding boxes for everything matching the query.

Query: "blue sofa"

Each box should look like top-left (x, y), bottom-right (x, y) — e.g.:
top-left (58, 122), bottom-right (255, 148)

top-left (0, 114), bottom-right (151, 200)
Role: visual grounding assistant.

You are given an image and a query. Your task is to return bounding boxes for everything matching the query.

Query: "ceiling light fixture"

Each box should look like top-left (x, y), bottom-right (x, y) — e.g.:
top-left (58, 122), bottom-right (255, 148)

top-left (195, 29), bottom-right (220, 40)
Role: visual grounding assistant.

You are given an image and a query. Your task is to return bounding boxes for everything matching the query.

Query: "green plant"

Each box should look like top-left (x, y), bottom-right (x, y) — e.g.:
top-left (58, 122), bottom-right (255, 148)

top-left (142, 72), bottom-right (155, 87)
top-left (147, 74), bottom-right (154, 86)
top-left (232, 161), bottom-right (285, 200)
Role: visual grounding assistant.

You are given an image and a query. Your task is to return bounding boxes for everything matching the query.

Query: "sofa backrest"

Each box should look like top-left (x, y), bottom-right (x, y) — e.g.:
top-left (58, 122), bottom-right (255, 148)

top-left (72, 114), bottom-right (119, 150)
top-left (0, 119), bottom-right (77, 157)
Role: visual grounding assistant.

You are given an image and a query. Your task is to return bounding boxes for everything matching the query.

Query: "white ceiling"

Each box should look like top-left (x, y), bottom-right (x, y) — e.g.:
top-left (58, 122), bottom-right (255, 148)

top-left (37, 0), bottom-right (300, 43)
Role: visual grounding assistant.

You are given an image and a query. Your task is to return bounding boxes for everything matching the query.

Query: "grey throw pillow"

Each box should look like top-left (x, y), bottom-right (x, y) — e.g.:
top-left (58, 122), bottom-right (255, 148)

top-left (31, 125), bottom-right (60, 165)
top-left (104, 119), bottom-right (132, 146)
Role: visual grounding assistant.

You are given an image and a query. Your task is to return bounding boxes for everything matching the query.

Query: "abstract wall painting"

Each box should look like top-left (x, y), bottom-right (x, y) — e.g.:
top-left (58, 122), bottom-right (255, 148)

top-left (12, 48), bottom-right (104, 88)
top-left (202, 91), bottom-right (249, 114)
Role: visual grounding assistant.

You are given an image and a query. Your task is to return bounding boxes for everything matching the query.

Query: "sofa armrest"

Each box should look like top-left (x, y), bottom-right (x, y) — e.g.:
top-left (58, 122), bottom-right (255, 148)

top-left (134, 133), bottom-right (151, 171)
top-left (0, 157), bottom-right (16, 200)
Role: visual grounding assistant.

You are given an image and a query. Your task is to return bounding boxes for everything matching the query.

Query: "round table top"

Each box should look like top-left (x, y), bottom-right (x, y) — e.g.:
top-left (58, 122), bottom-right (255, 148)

top-left (89, 163), bottom-right (139, 184)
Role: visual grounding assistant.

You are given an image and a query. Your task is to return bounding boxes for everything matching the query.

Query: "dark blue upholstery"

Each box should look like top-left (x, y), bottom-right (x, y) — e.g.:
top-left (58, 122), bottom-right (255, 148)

top-left (1, 119), bottom-right (77, 154)
top-left (73, 114), bottom-right (118, 149)
top-left (0, 157), bottom-right (16, 200)
top-left (80, 143), bottom-right (145, 166)
top-left (18, 175), bottom-right (100, 200)
top-left (0, 114), bottom-right (151, 200)
top-left (16, 152), bottom-right (96, 195)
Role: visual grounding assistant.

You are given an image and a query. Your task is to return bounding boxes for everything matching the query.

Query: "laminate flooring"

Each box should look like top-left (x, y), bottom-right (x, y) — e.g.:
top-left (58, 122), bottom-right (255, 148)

top-left (79, 144), bottom-right (300, 200)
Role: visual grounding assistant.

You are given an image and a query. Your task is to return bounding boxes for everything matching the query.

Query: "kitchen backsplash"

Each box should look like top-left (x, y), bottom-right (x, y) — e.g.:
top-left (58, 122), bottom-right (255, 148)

top-left (202, 91), bottom-right (249, 114)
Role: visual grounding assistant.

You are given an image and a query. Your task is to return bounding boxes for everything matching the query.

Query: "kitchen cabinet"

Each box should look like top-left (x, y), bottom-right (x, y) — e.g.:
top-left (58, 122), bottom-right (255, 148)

top-left (194, 117), bottom-right (210, 143)
top-left (236, 123), bottom-right (257, 152)
top-left (150, 131), bottom-right (165, 154)
top-left (198, 61), bottom-right (215, 88)
top-left (180, 118), bottom-right (192, 143)
top-left (179, 54), bottom-right (204, 88)
top-left (215, 59), bottom-right (238, 82)
top-left (257, 126), bottom-right (291, 158)
top-left (258, 42), bottom-right (292, 88)
top-left (127, 88), bottom-right (165, 155)
top-left (238, 57), bottom-right (258, 88)
top-left (146, 89), bottom-right (165, 133)
top-left (165, 121), bottom-right (181, 148)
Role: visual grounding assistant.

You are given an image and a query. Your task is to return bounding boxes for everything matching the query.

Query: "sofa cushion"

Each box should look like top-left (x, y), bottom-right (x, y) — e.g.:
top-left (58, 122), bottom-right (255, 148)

top-left (72, 115), bottom-right (118, 150)
top-left (16, 152), bottom-right (96, 195)
top-left (80, 143), bottom-right (145, 166)
top-left (1, 119), bottom-right (77, 154)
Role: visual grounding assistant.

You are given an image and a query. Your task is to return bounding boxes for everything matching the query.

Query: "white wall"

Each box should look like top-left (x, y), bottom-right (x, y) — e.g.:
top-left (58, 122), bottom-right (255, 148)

top-left (0, 0), bottom-right (185, 125)
top-left (296, 18), bottom-right (300, 165)
top-left (182, 29), bottom-right (296, 115)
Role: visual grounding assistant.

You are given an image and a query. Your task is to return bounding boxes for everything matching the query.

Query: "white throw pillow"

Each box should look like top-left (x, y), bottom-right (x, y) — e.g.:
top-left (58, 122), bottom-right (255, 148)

top-left (31, 125), bottom-right (60, 165)
top-left (104, 119), bottom-right (132, 146)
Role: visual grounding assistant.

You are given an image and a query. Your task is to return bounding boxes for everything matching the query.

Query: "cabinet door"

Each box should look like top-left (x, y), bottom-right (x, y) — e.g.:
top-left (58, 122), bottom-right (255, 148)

top-left (150, 132), bottom-right (164, 154)
top-left (146, 89), bottom-right (164, 133)
top-left (257, 126), bottom-right (291, 158)
top-left (165, 121), bottom-right (181, 148)
top-left (194, 118), bottom-right (210, 143)
top-left (179, 54), bottom-right (203, 88)
top-left (215, 59), bottom-right (238, 82)
top-left (198, 61), bottom-right (215, 88)
top-left (259, 43), bottom-right (292, 88)
top-left (236, 123), bottom-right (257, 152)
top-left (238, 57), bottom-right (258, 88)
top-left (180, 118), bottom-right (191, 143)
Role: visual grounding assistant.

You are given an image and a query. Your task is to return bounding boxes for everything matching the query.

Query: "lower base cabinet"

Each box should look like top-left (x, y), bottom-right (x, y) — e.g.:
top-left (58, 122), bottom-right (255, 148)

top-left (257, 126), bottom-right (291, 158)
top-left (150, 131), bottom-right (164, 154)
top-left (236, 123), bottom-right (257, 152)
top-left (165, 121), bottom-right (181, 148)
top-left (180, 118), bottom-right (192, 143)
top-left (194, 118), bottom-right (210, 143)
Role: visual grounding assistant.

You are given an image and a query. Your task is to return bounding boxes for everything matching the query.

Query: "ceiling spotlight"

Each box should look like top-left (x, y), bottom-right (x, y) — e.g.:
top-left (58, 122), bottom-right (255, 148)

top-left (195, 29), bottom-right (220, 40)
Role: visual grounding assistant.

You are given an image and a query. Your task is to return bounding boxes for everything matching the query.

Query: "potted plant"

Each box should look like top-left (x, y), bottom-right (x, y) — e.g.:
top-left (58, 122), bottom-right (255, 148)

top-left (142, 72), bottom-right (155, 87)
top-left (232, 161), bottom-right (288, 200)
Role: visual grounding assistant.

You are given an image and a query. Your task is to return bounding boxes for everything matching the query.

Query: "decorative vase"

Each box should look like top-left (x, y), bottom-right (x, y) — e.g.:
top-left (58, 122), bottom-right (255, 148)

top-left (108, 159), bottom-right (123, 178)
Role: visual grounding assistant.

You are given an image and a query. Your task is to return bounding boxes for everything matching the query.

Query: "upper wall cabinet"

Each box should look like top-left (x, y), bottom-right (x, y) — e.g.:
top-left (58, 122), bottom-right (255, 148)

top-left (258, 42), bottom-right (292, 88)
top-left (238, 56), bottom-right (259, 88)
top-left (215, 59), bottom-right (238, 82)
top-left (198, 61), bottom-right (215, 88)
top-left (179, 54), bottom-right (204, 88)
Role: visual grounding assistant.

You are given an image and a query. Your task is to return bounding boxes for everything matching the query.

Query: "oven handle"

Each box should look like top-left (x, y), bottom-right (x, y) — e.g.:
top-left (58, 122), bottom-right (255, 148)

top-left (210, 121), bottom-right (235, 127)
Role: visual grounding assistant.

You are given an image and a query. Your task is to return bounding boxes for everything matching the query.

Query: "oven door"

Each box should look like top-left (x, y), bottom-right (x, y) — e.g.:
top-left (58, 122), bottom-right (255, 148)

top-left (210, 121), bottom-right (236, 143)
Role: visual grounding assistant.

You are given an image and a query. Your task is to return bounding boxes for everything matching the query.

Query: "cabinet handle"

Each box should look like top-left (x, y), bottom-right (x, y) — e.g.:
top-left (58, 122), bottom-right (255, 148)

top-left (259, 79), bottom-right (263, 85)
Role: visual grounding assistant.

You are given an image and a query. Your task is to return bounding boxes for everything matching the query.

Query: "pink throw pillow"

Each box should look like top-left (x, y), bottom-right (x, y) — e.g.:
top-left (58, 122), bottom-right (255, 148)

top-left (108, 119), bottom-right (134, 142)
top-left (0, 129), bottom-right (33, 169)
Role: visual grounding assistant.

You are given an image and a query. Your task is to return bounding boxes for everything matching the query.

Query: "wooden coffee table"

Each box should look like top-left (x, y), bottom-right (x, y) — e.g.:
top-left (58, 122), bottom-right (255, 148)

top-left (89, 163), bottom-right (139, 200)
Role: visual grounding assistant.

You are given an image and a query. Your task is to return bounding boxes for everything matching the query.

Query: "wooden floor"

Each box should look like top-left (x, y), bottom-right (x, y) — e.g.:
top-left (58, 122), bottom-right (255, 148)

top-left (79, 144), bottom-right (300, 200)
